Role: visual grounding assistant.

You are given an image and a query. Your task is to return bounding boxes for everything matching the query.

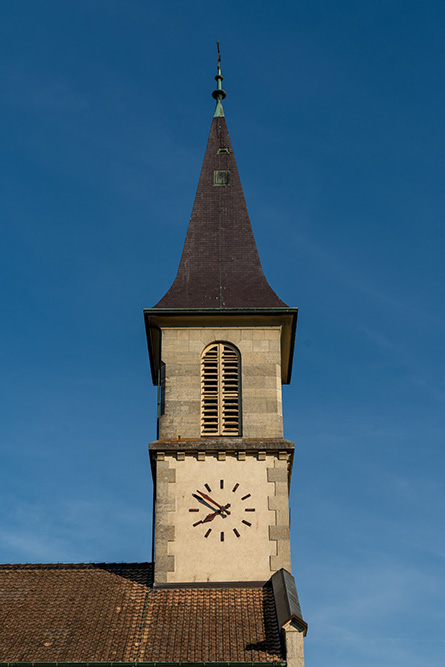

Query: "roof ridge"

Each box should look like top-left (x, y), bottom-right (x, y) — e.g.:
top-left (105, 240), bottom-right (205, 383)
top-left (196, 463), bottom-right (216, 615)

top-left (0, 561), bottom-right (153, 569)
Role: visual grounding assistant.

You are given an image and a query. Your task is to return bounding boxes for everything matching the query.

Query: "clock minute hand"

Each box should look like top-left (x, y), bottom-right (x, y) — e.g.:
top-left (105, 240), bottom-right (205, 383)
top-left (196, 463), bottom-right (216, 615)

top-left (192, 493), bottom-right (216, 511)
top-left (196, 489), bottom-right (231, 515)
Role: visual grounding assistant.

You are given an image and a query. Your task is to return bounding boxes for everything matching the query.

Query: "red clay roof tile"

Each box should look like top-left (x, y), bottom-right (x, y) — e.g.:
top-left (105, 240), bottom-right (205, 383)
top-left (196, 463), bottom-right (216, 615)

top-left (0, 563), bottom-right (284, 663)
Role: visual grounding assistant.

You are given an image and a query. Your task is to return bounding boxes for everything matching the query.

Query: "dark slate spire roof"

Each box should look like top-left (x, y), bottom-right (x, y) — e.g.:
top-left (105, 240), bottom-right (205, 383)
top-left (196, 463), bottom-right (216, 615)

top-left (154, 58), bottom-right (287, 310)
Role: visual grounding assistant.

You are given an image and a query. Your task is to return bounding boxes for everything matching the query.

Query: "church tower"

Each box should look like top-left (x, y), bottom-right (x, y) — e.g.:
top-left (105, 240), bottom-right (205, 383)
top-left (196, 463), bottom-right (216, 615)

top-left (145, 52), bottom-right (300, 591)
top-left (0, 49), bottom-right (307, 667)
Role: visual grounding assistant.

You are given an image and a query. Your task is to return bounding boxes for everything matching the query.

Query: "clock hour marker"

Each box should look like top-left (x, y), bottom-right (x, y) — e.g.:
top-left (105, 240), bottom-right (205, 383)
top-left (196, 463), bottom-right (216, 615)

top-left (220, 479), bottom-right (224, 489)
top-left (241, 494), bottom-right (251, 501)
top-left (220, 531), bottom-right (224, 542)
top-left (204, 529), bottom-right (212, 538)
top-left (205, 483), bottom-right (212, 492)
top-left (189, 508), bottom-right (199, 512)
top-left (232, 483), bottom-right (239, 492)
top-left (245, 508), bottom-right (255, 512)
top-left (242, 520), bottom-right (252, 527)
top-left (233, 528), bottom-right (240, 538)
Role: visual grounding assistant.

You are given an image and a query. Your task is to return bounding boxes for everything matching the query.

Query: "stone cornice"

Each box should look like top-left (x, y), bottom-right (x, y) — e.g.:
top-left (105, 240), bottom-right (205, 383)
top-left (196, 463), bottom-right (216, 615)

top-left (149, 438), bottom-right (294, 453)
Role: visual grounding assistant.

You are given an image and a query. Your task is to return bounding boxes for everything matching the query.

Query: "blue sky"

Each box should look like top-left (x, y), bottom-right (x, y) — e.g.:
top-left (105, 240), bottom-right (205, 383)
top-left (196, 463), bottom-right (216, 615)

top-left (1, 1), bottom-right (445, 665)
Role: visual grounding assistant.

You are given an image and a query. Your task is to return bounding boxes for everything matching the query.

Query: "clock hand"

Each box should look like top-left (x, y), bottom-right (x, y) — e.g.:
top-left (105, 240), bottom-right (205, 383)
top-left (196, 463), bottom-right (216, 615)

top-left (193, 510), bottom-right (218, 526)
top-left (192, 493), bottom-right (216, 511)
top-left (214, 503), bottom-right (231, 517)
top-left (196, 490), bottom-right (231, 515)
top-left (192, 504), bottom-right (231, 527)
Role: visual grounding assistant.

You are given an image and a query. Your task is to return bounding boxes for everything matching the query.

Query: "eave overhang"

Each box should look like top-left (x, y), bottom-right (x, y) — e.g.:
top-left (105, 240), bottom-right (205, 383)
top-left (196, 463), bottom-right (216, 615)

top-left (271, 569), bottom-right (308, 638)
top-left (144, 307), bottom-right (298, 386)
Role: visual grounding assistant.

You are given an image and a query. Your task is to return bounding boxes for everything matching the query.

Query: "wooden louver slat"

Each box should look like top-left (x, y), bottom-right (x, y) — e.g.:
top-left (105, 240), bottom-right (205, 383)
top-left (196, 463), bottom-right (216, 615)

top-left (201, 343), bottom-right (240, 436)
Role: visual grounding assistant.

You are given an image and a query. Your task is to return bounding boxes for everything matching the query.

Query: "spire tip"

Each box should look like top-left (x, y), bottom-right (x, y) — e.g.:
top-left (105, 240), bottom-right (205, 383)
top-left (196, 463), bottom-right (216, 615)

top-left (212, 41), bottom-right (226, 103)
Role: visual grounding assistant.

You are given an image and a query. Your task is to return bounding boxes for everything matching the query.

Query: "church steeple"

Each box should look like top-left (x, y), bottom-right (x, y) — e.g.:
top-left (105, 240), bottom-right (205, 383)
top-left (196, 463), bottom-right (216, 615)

top-left (154, 48), bottom-right (287, 310)
top-left (145, 58), bottom-right (304, 648)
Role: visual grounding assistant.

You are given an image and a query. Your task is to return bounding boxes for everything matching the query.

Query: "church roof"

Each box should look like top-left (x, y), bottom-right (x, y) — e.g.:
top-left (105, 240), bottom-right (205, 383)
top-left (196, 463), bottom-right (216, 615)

top-left (154, 63), bottom-right (287, 310)
top-left (0, 562), bottom-right (285, 664)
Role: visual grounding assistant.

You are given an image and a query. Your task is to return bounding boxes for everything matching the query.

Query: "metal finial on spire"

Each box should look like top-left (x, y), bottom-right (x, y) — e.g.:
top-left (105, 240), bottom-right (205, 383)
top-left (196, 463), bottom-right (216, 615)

top-left (212, 41), bottom-right (226, 102)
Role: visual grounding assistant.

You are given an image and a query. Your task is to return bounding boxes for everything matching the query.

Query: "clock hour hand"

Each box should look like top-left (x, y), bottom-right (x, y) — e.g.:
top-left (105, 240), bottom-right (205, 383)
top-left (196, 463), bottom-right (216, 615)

top-left (193, 510), bottom-right (218, 526)
top-left (196, 489), bottom-right (231, 515)
top-left (193, 504), bottom-right (231, 527)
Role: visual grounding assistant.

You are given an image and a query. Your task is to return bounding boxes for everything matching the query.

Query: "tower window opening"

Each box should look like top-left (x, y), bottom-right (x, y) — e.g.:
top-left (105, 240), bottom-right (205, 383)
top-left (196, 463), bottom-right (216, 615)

top-left (201, 343), bottom-right (241, 436)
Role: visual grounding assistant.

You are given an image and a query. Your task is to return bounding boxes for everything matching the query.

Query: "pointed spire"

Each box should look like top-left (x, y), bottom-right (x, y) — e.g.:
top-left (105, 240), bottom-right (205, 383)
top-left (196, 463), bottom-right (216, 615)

top-left (212, 42), bottom-right (226, 118)
top-left (154, 51), bottom-right (287, 310)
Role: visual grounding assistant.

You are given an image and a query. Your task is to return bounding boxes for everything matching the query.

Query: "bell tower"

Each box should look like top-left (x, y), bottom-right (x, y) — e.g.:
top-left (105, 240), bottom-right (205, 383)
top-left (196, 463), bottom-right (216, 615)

top-left (145, 51), bottom-right (299, 588)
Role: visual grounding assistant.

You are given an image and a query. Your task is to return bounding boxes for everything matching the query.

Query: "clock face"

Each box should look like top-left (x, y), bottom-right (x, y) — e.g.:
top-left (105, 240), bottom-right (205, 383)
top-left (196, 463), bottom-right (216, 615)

top-left (188, 480), bottom-right (256, 541)
top-left (164, 455), bottom-right (278, 583)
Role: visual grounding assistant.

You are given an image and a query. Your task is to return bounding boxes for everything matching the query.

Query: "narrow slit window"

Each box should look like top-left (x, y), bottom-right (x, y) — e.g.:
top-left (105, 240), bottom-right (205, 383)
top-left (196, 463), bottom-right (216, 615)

top-left (201, 343), bottom-right (241, 436)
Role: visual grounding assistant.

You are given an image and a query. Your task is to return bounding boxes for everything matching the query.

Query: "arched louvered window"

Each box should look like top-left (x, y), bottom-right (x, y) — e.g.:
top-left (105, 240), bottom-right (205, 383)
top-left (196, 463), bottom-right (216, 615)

top-left (201, 343), bottom-right (241, 436)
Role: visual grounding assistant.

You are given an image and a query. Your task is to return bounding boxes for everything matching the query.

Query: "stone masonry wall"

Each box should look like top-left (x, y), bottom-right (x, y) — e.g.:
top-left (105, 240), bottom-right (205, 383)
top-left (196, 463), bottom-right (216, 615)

top-left (159, 326), bottom-right (283, 440)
